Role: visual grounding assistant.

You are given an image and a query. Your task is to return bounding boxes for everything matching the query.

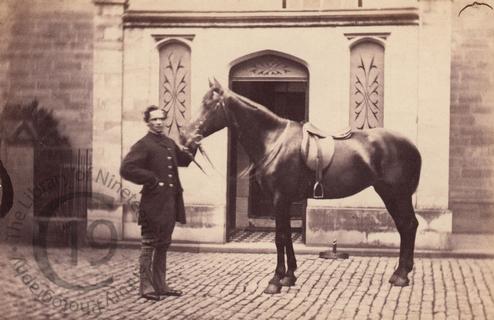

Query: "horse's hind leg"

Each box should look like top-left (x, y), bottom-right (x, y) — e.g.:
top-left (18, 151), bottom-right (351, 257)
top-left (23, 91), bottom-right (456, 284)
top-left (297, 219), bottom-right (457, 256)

top-left (390, 197), bottom-right (418, 287)
top-left (375, 186), bottom-right (418, 287)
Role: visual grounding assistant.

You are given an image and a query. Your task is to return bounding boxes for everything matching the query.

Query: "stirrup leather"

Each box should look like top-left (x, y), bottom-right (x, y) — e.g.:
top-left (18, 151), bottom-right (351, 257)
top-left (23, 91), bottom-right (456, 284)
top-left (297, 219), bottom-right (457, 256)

top-left (301, 123), bottom-right (339, 198)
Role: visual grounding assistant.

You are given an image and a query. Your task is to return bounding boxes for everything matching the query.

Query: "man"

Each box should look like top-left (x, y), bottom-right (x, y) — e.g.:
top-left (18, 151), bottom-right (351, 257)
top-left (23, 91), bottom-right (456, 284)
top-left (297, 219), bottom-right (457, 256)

top-left (120, 105), bottom-right (195, 300)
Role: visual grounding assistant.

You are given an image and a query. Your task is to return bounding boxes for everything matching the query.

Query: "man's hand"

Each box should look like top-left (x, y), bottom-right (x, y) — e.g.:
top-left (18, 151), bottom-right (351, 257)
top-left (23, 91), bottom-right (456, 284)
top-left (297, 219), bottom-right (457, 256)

top-left (178, 129), bottom-right (203, 151)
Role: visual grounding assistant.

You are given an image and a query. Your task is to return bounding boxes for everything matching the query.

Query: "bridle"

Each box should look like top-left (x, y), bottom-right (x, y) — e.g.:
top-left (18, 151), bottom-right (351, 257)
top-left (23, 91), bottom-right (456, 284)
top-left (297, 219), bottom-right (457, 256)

top-left (178, 92), bottom-right (227, 175)
top-left (178, 131), bottom-right (212, 176)
top-left (180, 89), bottom-right (290, 179)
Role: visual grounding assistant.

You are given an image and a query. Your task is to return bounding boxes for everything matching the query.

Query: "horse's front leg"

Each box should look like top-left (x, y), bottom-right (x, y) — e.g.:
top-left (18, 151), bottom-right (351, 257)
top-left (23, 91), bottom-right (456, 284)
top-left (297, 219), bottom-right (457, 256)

top-left (280, 213), bottom-right (297, 287)
top-left (264, 196), bottom-right (290, 294)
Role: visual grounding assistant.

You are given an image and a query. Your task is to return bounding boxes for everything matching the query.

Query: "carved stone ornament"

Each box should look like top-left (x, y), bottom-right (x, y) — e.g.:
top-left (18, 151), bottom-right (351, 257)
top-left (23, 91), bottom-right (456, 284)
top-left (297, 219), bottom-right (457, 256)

top-left (231, 54), bottom-right (307, 81)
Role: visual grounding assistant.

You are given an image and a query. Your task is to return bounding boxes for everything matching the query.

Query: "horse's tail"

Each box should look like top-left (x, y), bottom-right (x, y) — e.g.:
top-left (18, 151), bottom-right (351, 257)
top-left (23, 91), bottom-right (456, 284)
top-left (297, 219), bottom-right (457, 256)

top-left (0, 160), bottom-right (14, 218)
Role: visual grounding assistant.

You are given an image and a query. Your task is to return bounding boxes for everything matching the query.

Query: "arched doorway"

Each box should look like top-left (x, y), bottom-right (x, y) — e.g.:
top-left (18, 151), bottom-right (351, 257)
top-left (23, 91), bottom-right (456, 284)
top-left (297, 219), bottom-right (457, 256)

top-left (227, 52), bottom-right (309, 240)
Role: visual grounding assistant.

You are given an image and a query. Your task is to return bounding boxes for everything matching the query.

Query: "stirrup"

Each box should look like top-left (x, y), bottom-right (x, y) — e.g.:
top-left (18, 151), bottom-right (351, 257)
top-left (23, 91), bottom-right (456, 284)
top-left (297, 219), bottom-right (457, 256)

top-left (313, 181), bottom-right (324, 199)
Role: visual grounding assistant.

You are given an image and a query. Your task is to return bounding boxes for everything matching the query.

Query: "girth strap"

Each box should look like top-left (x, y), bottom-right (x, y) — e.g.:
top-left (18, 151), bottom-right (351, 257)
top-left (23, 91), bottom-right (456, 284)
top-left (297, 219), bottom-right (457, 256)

top-left (312, 136), bottom-right (324, 199)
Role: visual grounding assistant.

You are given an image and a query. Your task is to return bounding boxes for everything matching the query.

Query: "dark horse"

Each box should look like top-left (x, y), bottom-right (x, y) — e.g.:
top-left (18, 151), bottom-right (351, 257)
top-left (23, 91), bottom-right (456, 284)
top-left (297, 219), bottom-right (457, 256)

top-left (181, 79), bottom-right (421, 294)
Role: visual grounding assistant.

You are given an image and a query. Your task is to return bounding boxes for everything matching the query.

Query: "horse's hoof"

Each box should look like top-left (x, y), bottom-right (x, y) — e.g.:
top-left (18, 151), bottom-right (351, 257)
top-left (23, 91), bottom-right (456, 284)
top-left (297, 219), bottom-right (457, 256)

top-left (280, 276), bottom-right (296, 287)
top-left (388, 273), bottom-right (398, 284)
top-left (389, 275), bottom-right (409, 287)
top-left (263, 283), bottom-right (281, 294)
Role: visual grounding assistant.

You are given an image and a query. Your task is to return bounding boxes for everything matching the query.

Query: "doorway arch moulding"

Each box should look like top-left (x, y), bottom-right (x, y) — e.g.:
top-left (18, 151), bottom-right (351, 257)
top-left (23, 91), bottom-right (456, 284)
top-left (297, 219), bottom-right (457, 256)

top-left (229, 50), bottom-right (309, 82)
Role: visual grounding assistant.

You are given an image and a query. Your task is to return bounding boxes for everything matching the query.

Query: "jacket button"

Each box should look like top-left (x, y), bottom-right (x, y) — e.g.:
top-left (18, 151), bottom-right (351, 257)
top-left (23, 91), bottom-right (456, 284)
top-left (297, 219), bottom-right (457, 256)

top-left (168, 174), bottom-right (173, 178)
top-left (167, 156), bottom-right (172, 160)
top-left (169, 183), bottom-right (174, 187)
top-left (168, 165), bottom-right (172, 169)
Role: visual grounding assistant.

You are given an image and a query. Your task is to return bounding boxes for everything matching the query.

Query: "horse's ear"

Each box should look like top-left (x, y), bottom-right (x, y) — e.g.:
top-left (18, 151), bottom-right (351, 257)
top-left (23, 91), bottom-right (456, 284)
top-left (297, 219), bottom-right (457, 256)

top-left (213, 77), bottom-right (224, 94)
top-left (208, 78), bottom-right (214, 88)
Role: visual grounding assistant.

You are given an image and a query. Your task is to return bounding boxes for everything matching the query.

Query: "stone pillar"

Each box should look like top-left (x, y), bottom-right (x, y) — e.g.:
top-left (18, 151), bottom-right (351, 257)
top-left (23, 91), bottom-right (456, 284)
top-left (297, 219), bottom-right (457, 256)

top-left (416, 0), bottom-right (452, 211)
top-left (449, 0), bottom-right (494, 233)
top-left (89, 0), bottom-right (127, 240)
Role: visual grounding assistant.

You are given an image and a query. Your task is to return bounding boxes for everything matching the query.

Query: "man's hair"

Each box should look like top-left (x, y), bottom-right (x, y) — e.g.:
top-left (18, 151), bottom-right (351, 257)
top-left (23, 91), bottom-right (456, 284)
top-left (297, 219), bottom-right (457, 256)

top-left (143, 105), bottom-right (161, 123)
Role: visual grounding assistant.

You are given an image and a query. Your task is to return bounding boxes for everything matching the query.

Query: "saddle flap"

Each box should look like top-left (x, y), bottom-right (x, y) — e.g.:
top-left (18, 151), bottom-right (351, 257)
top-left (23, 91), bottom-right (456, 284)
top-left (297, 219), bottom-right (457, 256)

top-left (301, 124), bottom-right (336, 171)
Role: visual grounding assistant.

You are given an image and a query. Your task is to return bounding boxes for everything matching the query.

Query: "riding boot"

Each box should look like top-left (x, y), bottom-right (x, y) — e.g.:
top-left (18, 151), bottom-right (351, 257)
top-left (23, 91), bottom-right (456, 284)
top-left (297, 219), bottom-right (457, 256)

top-left (139, 246), bottom-right (162, 300)
top-left (153, 248), bottom-right (182, 296)
top-left (152, 247), bottom-right (167, 293)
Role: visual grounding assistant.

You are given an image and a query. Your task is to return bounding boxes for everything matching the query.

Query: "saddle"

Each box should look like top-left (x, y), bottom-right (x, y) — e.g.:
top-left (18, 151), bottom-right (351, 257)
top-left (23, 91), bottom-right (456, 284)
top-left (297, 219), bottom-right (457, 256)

top-left (301, 122), bottom-right (352, 198)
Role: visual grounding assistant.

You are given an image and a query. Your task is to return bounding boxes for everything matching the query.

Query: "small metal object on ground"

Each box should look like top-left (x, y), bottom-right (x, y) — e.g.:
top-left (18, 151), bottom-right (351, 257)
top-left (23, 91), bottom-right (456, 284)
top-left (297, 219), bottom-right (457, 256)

top-left (319, 240), bottom-right (349, 259)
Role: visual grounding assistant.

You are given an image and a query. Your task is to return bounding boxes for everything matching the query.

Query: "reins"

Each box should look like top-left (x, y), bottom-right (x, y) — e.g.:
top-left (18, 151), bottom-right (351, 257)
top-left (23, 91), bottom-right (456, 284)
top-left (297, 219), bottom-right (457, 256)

top-left (181, 146), bottom-right (209, 175)
top-left (178, 96), bottom-right (226, 176)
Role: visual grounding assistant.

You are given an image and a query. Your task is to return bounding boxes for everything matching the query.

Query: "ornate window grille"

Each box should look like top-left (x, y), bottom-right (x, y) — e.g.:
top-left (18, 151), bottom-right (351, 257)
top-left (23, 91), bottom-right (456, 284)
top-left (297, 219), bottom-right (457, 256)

top-left (158, 40), bottom-right (191, 140)
top-left (349, 40), bottom-right (385, 130)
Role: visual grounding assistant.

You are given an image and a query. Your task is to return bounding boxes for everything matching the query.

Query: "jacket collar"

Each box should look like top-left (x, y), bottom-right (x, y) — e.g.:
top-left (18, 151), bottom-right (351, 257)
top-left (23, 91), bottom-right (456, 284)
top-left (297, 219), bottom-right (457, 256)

top-left (145, 131), bottom-right (174, 148)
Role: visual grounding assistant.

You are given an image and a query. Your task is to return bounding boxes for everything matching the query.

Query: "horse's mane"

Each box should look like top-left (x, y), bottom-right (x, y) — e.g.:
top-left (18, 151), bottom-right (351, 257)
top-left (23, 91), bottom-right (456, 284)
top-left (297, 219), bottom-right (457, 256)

top-left (229, 90), bottom-right (286, 123)
top-left (226, 90), bottom-right (290, 178)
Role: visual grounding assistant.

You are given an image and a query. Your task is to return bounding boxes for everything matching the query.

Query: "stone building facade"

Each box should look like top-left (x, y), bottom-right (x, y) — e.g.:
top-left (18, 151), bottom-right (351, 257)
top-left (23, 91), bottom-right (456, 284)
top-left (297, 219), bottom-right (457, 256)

top-left (0, 0), bottom-right (493, 249)
top-left (92, 0), bottom-right (453, 249)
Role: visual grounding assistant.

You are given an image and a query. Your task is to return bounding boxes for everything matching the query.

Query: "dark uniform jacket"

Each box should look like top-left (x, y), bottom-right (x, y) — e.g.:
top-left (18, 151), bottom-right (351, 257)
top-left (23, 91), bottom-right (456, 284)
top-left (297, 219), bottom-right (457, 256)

top-left (120, 132), bottom-right (193, 225)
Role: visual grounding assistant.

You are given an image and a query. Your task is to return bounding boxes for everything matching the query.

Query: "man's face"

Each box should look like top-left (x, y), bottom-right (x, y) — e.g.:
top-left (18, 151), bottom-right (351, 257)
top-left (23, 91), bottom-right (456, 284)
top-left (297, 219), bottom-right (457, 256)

top-left (147, 109), bottom-right (166, 134)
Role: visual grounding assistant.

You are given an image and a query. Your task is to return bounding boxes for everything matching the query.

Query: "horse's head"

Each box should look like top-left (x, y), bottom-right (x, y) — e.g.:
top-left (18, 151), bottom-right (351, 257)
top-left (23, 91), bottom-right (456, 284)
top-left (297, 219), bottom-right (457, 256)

top-left (180, 78), bottom-right (229, 149)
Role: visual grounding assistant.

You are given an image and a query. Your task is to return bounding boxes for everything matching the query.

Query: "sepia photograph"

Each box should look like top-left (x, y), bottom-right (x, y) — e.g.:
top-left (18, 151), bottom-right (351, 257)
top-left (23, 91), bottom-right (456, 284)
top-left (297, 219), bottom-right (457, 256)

top-left (0, 0), bottom-right (493, 319)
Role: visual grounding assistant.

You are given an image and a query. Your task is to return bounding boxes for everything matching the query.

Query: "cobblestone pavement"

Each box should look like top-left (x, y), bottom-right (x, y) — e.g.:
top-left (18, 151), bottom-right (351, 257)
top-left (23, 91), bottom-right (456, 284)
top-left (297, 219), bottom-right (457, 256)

top-left (1, 243), bottom-right (494, 320)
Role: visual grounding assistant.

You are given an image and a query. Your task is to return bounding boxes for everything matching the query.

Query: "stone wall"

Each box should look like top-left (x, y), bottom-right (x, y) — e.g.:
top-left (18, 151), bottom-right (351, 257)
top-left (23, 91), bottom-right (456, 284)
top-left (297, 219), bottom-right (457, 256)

top-left (450, 0), bottom-right (494, 233)
top-left (0, 0), bottom-right (94, 243)
top-left (0, 0), bottom-right (94, 149)
top-left (88, 0), bottom-right (127, 240)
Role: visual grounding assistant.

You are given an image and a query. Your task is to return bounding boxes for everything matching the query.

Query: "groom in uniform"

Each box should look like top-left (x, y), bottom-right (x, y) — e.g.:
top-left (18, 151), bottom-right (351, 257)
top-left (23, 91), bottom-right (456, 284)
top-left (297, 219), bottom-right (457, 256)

top-left (120, 105), bottom-right (195, 300)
